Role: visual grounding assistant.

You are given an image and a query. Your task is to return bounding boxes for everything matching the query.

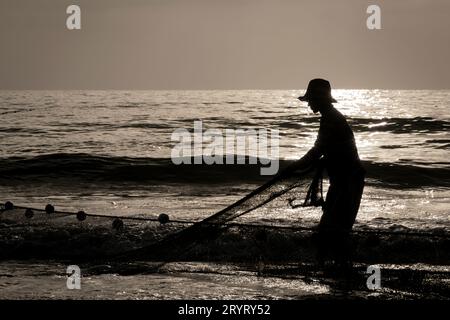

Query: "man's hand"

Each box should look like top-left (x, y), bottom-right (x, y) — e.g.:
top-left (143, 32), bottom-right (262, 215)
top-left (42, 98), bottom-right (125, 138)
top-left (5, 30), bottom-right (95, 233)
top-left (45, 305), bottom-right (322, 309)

top-left (275, 158), bottom-right (309, 179)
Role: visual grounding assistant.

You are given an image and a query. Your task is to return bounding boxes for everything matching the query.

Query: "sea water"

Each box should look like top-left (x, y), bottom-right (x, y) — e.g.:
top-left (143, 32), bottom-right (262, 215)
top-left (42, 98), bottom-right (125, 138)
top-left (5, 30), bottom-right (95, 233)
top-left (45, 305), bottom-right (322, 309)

top-left (0, 90), bottom-right (449, 299)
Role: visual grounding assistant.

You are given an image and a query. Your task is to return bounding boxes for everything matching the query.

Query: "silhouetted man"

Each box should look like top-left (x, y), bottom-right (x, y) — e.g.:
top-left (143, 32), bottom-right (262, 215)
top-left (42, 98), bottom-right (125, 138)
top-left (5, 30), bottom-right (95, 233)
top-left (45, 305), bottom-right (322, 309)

top-left (288, 79), bottom-right (365, 266)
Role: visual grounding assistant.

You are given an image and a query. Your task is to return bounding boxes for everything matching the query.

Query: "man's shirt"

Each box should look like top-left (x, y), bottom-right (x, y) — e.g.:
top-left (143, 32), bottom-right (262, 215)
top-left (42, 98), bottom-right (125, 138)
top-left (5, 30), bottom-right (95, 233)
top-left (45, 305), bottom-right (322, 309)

top-left (303, 106), bottom-right (363, 180)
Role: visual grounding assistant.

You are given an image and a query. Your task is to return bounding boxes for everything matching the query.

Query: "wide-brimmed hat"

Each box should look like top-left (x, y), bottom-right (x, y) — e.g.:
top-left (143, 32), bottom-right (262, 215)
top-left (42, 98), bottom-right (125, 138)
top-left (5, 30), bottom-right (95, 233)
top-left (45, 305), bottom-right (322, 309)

top-left (298, 78), bottom-right (337, 103)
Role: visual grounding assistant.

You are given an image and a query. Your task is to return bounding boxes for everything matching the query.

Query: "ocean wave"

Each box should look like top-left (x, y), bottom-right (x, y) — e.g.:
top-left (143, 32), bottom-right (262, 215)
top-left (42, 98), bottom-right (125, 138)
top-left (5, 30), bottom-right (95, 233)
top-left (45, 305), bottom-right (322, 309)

top-left (277, 116), bottom-right (450, 134)
top-left (348, 116), bottom-right (449, 134)
top-left (0, 153), bottom-right (448, 188)
top-left (1, 116), bottom-right (446, 135)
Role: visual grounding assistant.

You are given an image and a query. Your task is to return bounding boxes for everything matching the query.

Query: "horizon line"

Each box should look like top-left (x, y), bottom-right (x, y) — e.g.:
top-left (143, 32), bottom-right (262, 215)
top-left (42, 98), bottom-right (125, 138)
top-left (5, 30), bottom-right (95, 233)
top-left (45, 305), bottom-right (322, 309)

top-left (1, 88), bottom-right (450, 91)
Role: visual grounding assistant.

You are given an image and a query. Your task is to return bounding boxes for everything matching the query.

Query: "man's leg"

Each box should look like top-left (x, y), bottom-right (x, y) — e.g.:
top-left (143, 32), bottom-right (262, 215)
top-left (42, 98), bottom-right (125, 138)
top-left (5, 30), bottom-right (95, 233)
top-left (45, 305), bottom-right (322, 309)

top-left (316, 182), bottom-right (341, 264)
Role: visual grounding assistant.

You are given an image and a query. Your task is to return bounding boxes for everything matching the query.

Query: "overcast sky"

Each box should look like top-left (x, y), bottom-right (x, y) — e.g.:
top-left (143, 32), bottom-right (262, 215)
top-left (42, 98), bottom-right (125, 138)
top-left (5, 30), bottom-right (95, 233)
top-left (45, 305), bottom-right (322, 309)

top-left (1, 0), bottom-right (449, 89)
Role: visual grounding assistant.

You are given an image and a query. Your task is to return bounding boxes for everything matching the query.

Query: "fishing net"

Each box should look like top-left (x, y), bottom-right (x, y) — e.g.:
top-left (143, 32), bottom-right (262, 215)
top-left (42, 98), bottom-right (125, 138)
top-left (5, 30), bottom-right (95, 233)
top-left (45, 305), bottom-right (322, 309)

top-left (122, 161), bottom-right (322, 260)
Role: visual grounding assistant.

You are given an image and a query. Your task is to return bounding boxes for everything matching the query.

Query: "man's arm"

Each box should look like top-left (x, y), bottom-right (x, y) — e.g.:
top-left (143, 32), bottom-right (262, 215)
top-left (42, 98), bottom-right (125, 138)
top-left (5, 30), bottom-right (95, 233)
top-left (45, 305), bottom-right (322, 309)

top-left (285, 143), bottom-right (322, 174)
top-left (281, 120), bottom-right (327, 175)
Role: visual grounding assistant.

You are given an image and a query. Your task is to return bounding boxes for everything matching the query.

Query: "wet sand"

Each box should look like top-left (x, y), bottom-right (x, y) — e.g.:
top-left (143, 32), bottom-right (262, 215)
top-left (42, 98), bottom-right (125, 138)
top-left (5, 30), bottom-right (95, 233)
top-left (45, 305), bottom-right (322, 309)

top-left (0, 261), bottom-right (448, 300)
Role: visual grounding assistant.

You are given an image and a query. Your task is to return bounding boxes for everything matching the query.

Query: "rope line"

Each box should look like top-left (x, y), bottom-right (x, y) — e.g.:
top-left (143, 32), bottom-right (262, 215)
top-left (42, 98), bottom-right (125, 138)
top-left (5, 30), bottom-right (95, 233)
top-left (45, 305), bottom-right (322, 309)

top-left (1, 202), bottom-right (449, 239)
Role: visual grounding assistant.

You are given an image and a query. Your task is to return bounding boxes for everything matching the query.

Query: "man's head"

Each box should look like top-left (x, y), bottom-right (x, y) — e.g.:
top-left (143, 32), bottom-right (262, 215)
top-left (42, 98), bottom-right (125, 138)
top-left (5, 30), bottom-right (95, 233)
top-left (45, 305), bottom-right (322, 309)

top-left (298, 78), bottom-right (337, 113)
